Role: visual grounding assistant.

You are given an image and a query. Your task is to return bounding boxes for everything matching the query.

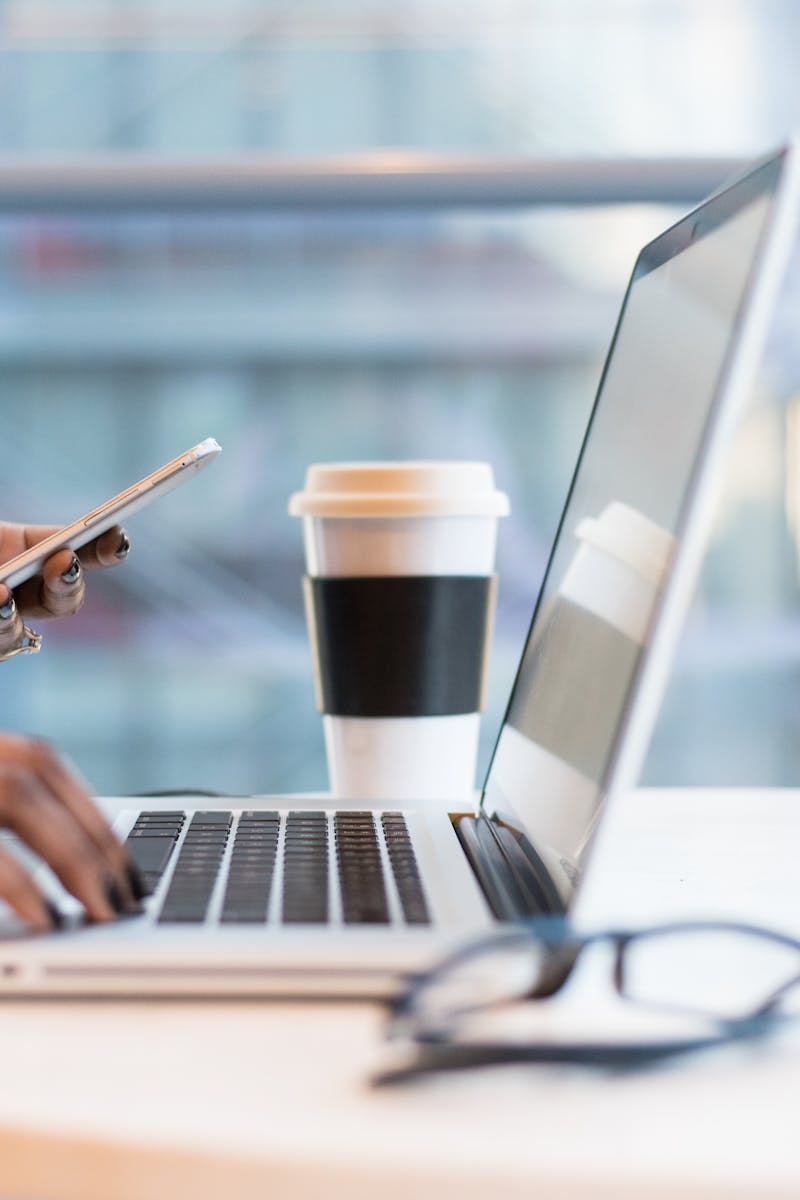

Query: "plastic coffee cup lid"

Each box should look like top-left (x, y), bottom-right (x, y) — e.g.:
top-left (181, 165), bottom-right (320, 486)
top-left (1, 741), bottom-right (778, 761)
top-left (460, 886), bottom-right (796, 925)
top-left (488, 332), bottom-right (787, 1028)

top-left (288, 461), bottom-right (510, 518)
top-left (575, 502), bottom-right (675, 586)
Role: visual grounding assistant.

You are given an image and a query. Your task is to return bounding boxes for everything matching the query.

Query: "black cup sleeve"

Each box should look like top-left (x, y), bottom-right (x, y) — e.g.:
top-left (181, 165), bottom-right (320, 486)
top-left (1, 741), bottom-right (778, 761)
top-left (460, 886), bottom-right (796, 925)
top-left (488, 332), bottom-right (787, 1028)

top-left (303, 575), bottom-right (498, 718)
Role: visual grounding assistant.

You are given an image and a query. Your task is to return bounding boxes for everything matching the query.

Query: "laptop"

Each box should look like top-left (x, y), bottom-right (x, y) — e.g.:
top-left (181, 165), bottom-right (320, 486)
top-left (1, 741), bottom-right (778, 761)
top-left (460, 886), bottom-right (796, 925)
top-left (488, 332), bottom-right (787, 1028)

top-left (1, 142), bottom-right (798, 996)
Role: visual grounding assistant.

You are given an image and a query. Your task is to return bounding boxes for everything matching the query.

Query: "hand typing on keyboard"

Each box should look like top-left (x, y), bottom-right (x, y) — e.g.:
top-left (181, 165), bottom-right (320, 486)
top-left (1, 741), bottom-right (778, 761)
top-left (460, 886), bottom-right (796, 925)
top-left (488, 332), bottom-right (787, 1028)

top-left (0, 732), bottom-right (144, 930)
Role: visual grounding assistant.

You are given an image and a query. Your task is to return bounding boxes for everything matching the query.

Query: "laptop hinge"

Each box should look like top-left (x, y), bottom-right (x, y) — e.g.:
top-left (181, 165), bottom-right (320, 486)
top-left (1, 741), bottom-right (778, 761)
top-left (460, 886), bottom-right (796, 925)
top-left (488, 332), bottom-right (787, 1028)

top-left (455, 813), bottom-right (565, 920)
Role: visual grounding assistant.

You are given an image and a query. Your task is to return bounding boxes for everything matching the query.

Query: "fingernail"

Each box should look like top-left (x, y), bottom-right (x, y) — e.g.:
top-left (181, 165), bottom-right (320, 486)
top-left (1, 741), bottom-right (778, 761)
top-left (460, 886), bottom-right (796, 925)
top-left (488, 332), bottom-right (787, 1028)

top-left (0, 596), bottom-right (15, 620)
top-left (45, 900), bottom-right (65, 931)
top-left (106, 872), bottom-right (144, 917)
top-left (115, 532), bottom-right (131, 560)
top-left (126, 860), bottom-right (148, 901)
top-left (60, 556), bottom-right (81, 585)
top-left (104, 876), bottom-right (127, 915)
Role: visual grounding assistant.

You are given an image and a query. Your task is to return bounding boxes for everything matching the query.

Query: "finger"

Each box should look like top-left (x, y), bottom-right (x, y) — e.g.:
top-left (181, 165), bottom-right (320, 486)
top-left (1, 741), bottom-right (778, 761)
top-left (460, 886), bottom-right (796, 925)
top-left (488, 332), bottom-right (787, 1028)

top-left (0, 589), bottom-right (25, 656)
top-left (24, 739), bottom-right (144, 906)
top-left (7, 524), bottom-right (130, 569)
top-left (0, 845), bottom-right (58, 931)
top-left (78, 526), bottom-right (131, 571)
top-left (13, 551), bottom-right (85, 621)
top-left (0, 764), bottom-right (121, 923)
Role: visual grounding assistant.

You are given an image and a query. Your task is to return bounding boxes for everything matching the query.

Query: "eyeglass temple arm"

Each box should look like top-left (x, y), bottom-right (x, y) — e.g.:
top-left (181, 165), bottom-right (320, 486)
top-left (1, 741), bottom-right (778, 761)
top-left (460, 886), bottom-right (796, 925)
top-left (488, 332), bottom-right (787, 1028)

top-left (372, 1032), bottom-right (742, 1088)
top-left (751, 970), bottom-right (800, 1017)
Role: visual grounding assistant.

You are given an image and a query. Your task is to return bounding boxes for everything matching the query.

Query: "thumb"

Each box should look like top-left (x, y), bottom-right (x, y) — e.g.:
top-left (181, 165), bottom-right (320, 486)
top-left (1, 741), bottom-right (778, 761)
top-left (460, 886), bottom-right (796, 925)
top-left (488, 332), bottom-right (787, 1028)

top-left (0, 588), bottom-right (25, 656)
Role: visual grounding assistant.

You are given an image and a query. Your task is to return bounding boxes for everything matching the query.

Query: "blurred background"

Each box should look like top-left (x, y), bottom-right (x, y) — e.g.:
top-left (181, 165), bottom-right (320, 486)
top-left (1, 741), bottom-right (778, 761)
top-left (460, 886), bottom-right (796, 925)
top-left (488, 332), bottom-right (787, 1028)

top-left (1, 0), bottom-right (800, 796)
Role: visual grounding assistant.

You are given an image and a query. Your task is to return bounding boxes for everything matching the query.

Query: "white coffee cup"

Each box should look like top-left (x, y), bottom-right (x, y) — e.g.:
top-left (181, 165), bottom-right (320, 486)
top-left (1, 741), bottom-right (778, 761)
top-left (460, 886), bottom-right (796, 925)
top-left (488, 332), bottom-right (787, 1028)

top-left (289, 462), bottom-right (510, 801)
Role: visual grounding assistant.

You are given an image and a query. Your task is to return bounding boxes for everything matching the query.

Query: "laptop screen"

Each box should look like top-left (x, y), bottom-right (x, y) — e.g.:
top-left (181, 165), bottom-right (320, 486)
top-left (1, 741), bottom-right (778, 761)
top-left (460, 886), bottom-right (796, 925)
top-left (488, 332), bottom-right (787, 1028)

top-left (481, 154), bottom-right (784, 907)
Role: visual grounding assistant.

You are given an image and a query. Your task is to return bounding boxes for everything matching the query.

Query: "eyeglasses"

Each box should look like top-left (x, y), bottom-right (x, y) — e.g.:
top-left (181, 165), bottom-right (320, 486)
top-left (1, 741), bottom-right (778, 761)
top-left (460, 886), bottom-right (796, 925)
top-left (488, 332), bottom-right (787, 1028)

top-left (374, 918), bottom-right (800, 1086)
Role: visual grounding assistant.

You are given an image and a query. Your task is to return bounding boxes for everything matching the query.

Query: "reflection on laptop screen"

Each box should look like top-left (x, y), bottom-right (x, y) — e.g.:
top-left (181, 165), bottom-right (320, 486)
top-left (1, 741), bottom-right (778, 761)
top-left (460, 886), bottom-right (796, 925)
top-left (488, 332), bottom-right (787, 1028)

top-left (482, 161), bottom-right (781, 905)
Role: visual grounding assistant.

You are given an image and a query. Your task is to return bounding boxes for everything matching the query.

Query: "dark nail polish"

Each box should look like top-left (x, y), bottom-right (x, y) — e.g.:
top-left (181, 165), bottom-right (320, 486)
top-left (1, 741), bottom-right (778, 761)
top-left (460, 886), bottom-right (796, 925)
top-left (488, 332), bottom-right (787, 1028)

top-left (104, 876), bottom-right (127, 915)
top-left (105, 873), bottom-right (145, 917)
top-left (126, 860), bottom-right (148, 901)
top-left (60, 556), bottom-right (81, 585)
top-left (0, 597), bottom-right (15, 620)
top-left (115, 532), bottom-right (131, 560)
top-left (45, 900), bottom-right (65, 931)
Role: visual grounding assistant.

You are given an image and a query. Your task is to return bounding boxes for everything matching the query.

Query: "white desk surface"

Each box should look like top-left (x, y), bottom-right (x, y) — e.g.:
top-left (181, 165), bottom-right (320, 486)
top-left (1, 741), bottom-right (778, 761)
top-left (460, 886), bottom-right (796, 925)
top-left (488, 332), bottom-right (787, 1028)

top-left (1, 787), bottom-right (799, 1200)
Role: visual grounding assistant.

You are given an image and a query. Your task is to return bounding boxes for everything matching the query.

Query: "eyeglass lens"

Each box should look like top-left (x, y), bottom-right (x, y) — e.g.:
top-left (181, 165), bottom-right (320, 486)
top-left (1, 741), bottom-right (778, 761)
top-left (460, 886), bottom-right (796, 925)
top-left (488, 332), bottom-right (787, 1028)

top-left (622, 927), bottom-right (800, 1019)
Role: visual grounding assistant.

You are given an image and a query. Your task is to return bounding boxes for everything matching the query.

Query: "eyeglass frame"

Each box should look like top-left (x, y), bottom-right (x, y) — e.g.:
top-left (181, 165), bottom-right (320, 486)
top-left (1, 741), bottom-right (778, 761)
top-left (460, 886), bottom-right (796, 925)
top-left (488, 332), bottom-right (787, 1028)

top-left (374, 918), bottom-right (800, 1086)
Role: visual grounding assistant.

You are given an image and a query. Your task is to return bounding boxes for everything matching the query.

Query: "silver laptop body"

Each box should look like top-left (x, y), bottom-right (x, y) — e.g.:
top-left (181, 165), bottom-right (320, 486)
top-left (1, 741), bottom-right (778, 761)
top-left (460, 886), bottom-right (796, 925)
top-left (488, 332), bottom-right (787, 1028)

top-left (2, 142), bottom-right (799, 996)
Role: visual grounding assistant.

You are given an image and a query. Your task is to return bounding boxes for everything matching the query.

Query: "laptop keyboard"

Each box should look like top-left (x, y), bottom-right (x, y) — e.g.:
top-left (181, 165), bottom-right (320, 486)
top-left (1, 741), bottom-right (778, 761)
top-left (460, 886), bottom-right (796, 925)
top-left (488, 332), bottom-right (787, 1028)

top-left (125, 810), bottom-right (430, 927)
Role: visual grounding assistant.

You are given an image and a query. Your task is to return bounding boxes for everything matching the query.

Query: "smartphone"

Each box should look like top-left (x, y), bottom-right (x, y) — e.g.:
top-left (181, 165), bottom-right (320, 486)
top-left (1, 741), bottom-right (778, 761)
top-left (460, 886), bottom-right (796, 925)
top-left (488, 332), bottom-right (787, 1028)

top-left (0, 437), bottom-right (222, 590)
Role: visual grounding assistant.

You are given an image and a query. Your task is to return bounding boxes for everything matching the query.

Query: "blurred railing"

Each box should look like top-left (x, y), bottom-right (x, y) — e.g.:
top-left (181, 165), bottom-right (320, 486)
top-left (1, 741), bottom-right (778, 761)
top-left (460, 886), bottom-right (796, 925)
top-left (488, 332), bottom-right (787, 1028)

top-left (0, 154), bottom-right (744, 211)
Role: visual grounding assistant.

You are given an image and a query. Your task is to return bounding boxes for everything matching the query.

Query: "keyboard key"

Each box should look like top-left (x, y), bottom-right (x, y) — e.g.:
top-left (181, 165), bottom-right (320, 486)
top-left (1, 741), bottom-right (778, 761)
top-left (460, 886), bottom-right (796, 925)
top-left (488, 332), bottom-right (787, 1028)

top-left (126, 837), bottom-right (176, 876)
top-left (133, 811), bottom-right (186, 821)
top-left (125, 812), bottom-right (186, 895)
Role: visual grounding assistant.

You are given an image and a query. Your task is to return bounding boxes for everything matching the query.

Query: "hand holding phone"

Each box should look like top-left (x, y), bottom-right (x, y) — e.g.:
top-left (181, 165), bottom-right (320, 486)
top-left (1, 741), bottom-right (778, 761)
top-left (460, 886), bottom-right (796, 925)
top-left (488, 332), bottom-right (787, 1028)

top-left (0, 437), bottom-right (222, 591)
